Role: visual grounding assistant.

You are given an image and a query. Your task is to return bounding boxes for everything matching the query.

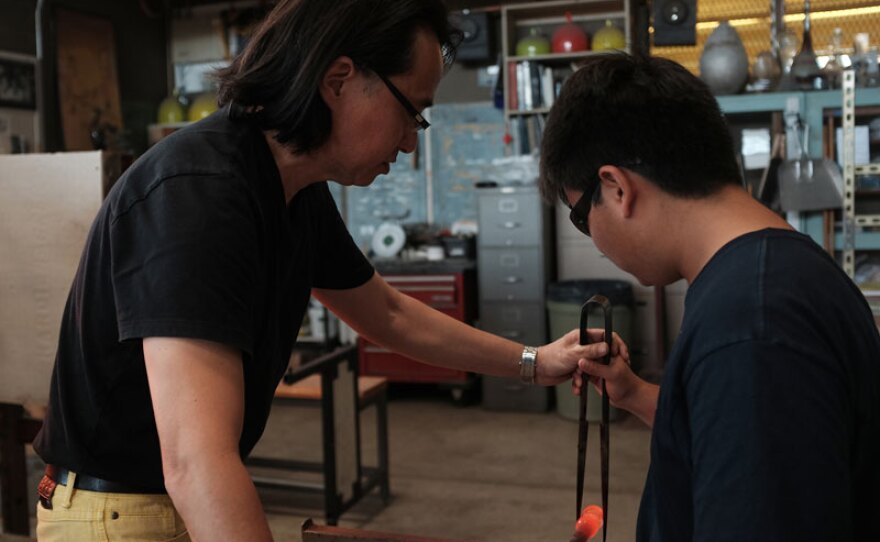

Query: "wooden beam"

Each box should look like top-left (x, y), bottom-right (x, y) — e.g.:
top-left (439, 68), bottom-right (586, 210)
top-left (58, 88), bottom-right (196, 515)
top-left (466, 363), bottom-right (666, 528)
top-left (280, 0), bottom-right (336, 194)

top-left (0, 402), bottom-right (39, 536)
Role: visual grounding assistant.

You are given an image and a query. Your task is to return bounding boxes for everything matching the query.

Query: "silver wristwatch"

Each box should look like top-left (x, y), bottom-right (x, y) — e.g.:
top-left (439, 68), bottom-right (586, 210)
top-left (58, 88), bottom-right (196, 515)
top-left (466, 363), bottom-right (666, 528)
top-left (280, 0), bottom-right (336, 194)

top-left (520, 346), bottom-right (538, 385)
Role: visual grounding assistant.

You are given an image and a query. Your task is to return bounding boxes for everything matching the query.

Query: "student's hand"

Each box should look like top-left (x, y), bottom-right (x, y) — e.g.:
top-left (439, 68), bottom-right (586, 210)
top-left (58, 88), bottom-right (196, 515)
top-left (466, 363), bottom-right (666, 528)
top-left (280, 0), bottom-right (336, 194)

top-left (571, 331), bottom-right (643, 410)
top-left (535, 329), bottom-right (627, 386)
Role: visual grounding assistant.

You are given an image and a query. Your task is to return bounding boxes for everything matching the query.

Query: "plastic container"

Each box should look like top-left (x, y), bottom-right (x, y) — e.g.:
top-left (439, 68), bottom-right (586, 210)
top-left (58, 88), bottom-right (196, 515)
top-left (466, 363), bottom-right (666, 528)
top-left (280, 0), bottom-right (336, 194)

top-left (546, 280), bottom-right (634, 421)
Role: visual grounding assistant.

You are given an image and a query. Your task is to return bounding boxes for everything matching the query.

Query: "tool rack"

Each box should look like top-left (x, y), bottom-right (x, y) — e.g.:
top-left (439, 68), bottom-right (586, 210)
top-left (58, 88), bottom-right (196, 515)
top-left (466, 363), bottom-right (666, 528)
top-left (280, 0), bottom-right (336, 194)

top-left (841, 70), bottom-right (880, 278)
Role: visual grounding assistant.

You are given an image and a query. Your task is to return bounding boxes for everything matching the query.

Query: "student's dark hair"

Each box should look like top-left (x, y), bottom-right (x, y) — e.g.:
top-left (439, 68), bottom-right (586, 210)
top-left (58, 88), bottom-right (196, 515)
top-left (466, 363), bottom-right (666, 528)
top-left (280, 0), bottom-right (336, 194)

top-left (539, 52), bottom-right (741, 204)
top-left (217, 0), bottom-right (461, 154)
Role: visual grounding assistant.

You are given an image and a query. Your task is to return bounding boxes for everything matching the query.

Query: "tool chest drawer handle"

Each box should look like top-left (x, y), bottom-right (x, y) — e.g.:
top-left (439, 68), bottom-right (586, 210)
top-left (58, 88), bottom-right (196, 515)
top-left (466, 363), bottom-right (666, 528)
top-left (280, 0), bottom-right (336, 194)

top-left (500, 221), bottom-right (521, 229)
top-left (503, 276), bottom-right (522, 284)
top-left (396, 285), bottom-right (455, 293)
top-left (499, 330), bottom-right (523, 338)
top-left (387, 275), bottom-right (455, 283)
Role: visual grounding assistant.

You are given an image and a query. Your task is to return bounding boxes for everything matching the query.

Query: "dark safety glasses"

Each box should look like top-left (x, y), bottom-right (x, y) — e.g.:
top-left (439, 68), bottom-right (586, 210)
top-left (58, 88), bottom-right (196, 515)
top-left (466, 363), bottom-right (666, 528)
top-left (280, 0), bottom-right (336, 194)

top-left (565, 181), bottom-right (601, 237)
top-left (564, 159), bottom-right (644, 237)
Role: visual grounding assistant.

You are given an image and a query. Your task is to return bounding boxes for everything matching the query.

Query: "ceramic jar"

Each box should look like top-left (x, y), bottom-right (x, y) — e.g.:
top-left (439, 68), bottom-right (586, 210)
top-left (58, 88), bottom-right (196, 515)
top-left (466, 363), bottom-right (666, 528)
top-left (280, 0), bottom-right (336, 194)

top-left (699, 20), bottom-right (749, 95)
top-left (592, 20), bottom-right (625, 51)
top-left (751, 50), bottom-right (781, 91)
top-left (157, 95), bottom-right (185, 123)
top-left (551, 12), bottom-right (589, 53)
top-left (187, 92), bottom-right (218, 122)
top-left (516, 28), bottom-right (551, 56)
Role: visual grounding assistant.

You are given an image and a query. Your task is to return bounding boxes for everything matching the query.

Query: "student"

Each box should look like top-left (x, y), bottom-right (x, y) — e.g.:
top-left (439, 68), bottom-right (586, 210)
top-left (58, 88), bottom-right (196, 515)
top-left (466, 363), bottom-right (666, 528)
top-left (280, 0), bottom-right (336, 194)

top-left (541, 52), bottom-right (880, 541)
top-left (33, 2), bottom-right (603, 540)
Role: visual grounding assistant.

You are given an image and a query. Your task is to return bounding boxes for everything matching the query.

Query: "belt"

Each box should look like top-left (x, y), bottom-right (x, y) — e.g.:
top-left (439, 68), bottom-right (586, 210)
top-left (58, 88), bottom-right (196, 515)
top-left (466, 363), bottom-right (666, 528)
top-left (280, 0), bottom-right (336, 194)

top-left (44, 465), bottom-right (165, 494)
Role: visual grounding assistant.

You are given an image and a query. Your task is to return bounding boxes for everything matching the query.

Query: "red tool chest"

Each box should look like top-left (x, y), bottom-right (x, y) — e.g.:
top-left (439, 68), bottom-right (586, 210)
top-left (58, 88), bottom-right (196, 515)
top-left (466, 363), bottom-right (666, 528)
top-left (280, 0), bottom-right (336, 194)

top-left (358, 271), bottom-right (476, 384)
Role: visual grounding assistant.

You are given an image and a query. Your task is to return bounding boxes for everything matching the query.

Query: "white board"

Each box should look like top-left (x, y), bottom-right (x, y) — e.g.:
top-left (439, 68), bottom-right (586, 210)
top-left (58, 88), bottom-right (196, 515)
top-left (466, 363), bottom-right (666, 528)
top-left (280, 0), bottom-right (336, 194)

top-left (0, 151), bottom-right (107, 406)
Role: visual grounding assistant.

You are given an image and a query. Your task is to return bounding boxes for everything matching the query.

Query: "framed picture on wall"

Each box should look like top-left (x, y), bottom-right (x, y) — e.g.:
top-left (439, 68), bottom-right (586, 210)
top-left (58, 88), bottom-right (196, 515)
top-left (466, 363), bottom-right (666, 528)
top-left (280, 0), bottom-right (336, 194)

top-left (0, 53), bottom-right (37, 110)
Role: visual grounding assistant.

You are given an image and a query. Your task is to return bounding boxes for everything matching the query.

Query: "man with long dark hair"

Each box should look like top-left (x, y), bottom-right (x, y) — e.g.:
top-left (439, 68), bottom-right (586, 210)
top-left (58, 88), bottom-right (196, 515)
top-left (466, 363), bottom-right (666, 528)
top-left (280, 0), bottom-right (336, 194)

top-left (543, 52), bottom-right (880, 541)
top-left (32, 2), bottom-right (605, 540)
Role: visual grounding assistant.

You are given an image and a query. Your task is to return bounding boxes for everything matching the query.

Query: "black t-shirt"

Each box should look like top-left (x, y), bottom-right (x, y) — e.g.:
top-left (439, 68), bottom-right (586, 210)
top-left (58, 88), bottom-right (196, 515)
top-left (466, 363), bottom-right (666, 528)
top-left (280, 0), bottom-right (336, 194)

top-left (637, 229), bottom-right (880, 541)
top-left (33, 109), bottom-right (374, 490)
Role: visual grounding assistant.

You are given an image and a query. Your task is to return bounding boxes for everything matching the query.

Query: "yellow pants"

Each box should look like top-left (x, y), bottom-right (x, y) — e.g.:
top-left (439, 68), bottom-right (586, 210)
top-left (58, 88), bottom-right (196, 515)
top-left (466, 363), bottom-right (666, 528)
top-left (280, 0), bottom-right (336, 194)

top-left (36, 472), bottom-right (190, 542)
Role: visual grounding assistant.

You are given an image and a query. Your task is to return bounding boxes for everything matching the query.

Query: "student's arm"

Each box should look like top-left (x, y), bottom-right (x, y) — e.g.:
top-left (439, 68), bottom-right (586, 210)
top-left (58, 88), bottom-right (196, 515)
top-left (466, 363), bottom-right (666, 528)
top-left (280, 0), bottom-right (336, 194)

top-left (686, 341), bottom-right (850, 541)
top-left (575, 355), bottom-right (659, 428)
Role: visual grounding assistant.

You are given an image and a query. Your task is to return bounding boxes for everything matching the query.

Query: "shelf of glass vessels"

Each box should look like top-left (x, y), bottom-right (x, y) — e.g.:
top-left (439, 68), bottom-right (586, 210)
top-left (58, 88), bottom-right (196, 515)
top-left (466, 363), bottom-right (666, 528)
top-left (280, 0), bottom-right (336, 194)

top-left (507, 50), bottom-right (616, 63)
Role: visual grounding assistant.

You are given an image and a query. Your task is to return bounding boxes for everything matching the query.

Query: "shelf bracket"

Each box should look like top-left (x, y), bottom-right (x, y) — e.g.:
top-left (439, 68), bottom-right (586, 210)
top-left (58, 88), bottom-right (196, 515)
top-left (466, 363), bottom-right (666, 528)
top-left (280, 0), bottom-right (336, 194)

top-left (842, 70), bottom-right (856, 277)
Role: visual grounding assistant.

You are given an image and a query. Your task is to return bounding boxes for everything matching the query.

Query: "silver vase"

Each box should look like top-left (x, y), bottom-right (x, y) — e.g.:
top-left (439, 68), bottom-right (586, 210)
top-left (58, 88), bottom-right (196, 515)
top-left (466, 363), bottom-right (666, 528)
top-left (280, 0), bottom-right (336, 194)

top-left (699, 20), bottom-right (749, 95)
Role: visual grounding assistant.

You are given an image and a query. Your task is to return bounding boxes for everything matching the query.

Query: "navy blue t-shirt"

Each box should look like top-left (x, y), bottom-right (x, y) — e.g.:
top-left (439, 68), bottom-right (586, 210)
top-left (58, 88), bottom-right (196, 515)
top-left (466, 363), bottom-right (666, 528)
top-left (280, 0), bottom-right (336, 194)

top-left (34, 109), bottom-right (374, 489)
top-left (637, 229), bottom-right (880, 541)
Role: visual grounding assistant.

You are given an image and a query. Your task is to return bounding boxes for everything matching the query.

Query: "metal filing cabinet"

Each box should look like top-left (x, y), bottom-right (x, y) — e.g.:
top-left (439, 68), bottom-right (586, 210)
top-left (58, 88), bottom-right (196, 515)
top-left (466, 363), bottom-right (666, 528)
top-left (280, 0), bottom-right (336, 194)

top-left (477, 186), bottom-right (553, 411)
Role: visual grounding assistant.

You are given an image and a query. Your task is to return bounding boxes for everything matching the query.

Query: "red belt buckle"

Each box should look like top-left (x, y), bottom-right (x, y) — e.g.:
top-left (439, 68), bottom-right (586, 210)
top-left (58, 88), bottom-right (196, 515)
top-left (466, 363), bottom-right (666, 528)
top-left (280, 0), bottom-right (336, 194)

top-left (38, 472), bottom-right (57, 510)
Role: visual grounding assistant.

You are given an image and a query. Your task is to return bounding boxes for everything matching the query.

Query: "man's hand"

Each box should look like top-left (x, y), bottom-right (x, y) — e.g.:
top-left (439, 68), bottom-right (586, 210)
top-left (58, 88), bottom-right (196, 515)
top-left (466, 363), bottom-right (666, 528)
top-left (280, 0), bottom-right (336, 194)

top-left (535, 328), bottom-right (629, 386)
top-left (569, 329), bottom-right (659, 428)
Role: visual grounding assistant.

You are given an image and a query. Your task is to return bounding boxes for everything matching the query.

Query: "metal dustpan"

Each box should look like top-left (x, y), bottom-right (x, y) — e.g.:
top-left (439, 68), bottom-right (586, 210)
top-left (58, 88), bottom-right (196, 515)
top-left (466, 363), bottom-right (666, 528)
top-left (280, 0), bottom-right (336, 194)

top-left (778, 121), bottom-right (843, 212)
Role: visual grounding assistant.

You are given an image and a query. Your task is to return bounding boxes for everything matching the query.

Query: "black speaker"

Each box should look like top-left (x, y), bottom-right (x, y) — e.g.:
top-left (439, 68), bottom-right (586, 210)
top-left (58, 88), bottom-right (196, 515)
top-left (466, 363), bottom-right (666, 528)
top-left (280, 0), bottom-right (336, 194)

top-left (450, 11), bottom-right (495, 63)
top-left (652, 0), bottom-right (697, 46)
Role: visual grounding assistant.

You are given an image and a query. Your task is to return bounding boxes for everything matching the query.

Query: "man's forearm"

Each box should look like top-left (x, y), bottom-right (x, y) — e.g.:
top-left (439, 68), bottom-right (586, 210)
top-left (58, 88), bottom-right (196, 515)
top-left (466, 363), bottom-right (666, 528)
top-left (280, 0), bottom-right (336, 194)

top-left (374, 292), bottom-right (523, 378)
top-left (167, 456), bottom-right (273, 541)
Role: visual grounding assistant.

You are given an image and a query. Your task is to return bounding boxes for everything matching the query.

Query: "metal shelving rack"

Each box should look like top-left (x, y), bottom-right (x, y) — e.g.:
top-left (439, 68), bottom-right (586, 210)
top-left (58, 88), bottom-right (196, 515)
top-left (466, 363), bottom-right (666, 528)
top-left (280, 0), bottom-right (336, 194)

top-left (716, 88), bottom-right (880, 254)
top-left (841, 70), bottom-right (880, 278)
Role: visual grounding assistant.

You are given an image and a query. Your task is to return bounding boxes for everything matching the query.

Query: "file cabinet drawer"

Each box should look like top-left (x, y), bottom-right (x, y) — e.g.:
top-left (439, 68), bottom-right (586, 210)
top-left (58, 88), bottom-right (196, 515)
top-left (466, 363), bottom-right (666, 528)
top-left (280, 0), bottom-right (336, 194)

top-left (479, 248), bottom-right (544, 301)
top-left (477, 193), bottom-right (542, 247)
top-left (479, 301), bottom-right (546, 344)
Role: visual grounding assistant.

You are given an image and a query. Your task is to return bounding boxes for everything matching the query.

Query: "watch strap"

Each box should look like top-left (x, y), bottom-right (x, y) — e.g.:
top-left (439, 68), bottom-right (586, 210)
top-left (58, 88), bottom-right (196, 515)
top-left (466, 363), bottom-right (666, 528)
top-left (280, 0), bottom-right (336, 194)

top-left (520, 346), bottom-right (538, 385)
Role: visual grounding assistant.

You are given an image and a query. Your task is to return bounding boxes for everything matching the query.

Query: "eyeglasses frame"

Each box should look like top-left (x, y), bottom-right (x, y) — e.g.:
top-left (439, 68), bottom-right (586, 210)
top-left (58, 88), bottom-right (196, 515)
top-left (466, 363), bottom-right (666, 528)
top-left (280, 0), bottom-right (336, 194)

top-left (564, 160), bottom-right (644, 237)
top-left (372, 70), bottom-right (431, 131)
top-left (565, 180), bottom-right (602, 237)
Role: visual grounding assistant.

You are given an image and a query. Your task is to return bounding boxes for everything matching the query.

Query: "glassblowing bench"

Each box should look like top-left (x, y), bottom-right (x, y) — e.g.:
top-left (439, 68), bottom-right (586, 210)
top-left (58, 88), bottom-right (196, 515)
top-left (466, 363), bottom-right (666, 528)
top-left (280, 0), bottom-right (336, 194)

top-left (246, 344), bottom-right (390, 526)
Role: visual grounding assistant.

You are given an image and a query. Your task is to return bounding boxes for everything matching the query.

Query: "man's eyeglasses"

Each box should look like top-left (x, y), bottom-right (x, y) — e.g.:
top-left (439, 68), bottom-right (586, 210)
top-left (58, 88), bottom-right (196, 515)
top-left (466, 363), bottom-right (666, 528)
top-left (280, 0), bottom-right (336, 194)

top-left (373, 71), bottom-right (431, 131)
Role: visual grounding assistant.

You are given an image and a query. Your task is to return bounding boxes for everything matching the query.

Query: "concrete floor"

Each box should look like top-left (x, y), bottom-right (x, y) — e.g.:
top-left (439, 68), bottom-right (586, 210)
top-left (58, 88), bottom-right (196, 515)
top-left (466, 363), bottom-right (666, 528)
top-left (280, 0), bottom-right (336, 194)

top-left (2, 384), bottom-right (652, 542)
top-left (253, 384), bottom-right (652, 542)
